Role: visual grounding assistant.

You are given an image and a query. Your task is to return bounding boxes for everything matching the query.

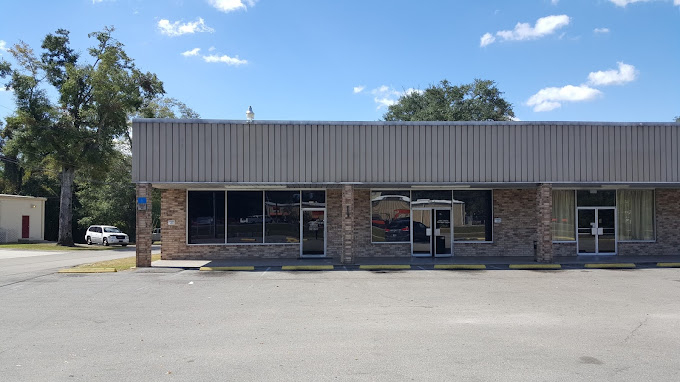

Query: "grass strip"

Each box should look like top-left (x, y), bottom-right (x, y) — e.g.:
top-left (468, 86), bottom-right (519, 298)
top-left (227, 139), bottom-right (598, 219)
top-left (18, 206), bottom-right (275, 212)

top-left (65, 254), bottom-right (161, 272)
top-left (0, 243), bottom-right (128, 251)
top-left (58, 268), bottom-right (116, 273)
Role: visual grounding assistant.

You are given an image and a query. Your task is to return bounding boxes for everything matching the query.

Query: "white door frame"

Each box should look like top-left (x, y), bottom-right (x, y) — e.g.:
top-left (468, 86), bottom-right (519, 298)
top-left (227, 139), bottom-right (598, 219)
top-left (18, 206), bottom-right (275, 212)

top-left (411, 207), bottom-right (454, 258)
top-left (300, 208), bottom-right (326, 258)
top-left (577, 207), bottom-right (617, 255)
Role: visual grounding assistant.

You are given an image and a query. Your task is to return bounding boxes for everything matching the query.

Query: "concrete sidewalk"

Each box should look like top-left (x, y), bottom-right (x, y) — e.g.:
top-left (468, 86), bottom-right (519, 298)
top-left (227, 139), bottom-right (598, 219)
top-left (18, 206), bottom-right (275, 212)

top-left (152, 254), bottom-right (680, 270)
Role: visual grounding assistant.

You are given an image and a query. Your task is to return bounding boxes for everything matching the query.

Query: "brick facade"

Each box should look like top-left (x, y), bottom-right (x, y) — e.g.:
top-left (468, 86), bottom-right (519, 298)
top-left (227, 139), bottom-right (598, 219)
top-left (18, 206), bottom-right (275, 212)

top-left (156, 187), bottom-right (680, 261)
top-left (135, 183), bottom-right (153, 267)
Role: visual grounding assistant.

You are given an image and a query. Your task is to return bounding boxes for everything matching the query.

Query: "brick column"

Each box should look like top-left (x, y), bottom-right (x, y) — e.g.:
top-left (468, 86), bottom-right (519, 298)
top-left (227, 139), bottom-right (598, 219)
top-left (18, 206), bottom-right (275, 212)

top-left (341, 184), bottom-right (355, 264)
top-left (536, 183), bottom-right (553, 263)
top-left (136, 183), bottom-right (153, 267)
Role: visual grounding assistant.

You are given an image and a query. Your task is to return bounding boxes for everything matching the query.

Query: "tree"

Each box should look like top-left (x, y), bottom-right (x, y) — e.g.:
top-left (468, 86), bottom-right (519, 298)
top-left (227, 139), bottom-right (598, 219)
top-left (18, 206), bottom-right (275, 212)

top-left (0, 27), bottom-right (164, 246)
top-left (383, 79), bottom-right (515, 122)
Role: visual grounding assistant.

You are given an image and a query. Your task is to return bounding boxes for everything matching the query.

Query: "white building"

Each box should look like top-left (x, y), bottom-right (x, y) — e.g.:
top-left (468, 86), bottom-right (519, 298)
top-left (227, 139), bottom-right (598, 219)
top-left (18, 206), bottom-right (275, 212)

top-left (0, 194), bottom-right (47, 243)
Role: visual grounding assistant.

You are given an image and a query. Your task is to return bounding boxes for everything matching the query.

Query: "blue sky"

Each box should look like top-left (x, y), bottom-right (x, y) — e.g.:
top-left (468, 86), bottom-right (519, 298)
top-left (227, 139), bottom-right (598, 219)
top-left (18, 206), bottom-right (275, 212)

top-left (0, 0), bottom-right (678, 122)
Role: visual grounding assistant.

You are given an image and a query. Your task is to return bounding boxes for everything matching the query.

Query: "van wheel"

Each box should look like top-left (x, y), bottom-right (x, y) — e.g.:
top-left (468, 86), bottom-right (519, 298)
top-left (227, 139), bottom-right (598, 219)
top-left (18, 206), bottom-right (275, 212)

top-left (86, 237), bottom-right (92, 245)
top-left (103, 238), bottom-right (109, 246)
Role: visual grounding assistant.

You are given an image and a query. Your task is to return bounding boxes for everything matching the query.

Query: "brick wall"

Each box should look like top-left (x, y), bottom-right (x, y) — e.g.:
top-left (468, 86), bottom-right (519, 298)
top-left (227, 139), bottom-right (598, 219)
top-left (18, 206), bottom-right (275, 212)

top-left (136, 183), bottom-right (153, 267)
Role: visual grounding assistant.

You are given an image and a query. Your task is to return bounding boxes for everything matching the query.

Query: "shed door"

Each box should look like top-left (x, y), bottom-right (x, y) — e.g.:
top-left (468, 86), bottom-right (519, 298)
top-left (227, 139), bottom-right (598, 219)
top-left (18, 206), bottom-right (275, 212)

top-left (22, 216), bottom-right (30, 239)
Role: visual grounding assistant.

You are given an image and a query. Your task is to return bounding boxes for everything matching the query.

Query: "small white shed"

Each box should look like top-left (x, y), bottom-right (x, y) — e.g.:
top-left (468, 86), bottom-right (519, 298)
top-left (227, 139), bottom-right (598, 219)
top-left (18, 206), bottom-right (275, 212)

top-left (0, 194), bottom-right (47, 243)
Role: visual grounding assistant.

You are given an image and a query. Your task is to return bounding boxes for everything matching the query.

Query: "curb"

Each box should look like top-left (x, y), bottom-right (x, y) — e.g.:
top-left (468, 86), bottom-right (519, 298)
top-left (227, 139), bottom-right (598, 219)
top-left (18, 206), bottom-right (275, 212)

top-left (509, 264), bottom-right (562, 270)
top-left (584, 263), bottom-right (636, 269)
top-left (58, 268), bottom-right (117, 273)
top-left (359, 265), bottom-right (411, 270)
top-left (281, 265), bottom-right (334, 271)
top-left (434, 264), bottom-right (486, 270)
top-left (656, 262), bottom-right (680, 268)
top-left (199, 266), bottom-right (255, 271)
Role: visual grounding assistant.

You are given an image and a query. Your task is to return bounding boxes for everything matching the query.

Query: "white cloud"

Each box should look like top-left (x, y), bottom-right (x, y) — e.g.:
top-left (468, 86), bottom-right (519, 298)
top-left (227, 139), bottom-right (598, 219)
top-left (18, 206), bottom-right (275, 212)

top-left (481, 15), bottom-right (570, 46)
top-left (527, 85), bottom-right (602, 112)
top-left (551, 0), bottom-right (559, 4)
top-left (369, 85), bottom-right (424, 109)
top-left (208, 46), bottom-right (216, 52)
top-left (594, 27), bottom-right (610, 33)
top-left (353, 86), bottom-right (365, 94)
top-left (0, 40), bottom-right (6, 53)
top-left (181, 48), bottom-right (201, 57)
top-left (203, 54), bottom-right (248, 66)
top-left (209, 0), bottom-right (257, 13)
top-left (610, 0), bottom-right (679, 6)
top-left (157, 18), bottom-right (214, 37)
top-left (587, 62), bottom-right (638, 86)
top-left (480, 33), bottom-right (496, 47)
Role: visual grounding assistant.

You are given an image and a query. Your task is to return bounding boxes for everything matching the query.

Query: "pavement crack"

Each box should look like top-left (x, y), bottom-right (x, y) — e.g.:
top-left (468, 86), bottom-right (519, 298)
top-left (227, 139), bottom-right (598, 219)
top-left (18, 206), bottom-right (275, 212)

top-left (624, 316), bottom-right (649, 342)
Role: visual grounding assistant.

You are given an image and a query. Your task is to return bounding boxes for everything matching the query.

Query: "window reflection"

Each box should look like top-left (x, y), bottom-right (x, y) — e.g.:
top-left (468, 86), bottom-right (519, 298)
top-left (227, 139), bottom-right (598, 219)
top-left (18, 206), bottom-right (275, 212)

top-left (302, 190), bottom-right (325, 208)
top-left (452, 190), bottom-right (492, 241)
top-left (227, 191), bottom-right (264, 243)
top-left (188, 191), bottom-right (225, 244)
top-left (371, 191), bottom-right (411, 242)
top-left (265, 191), bottom-right (300, 243)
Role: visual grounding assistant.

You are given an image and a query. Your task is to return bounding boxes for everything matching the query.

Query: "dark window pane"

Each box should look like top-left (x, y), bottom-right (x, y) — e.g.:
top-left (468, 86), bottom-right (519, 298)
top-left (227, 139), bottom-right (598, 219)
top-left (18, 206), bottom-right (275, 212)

top-left (412, 190), bottom-right (452, 208)
top-left (227, 191), bottom-right (263, 243)
top-left (577, 190), bottom-right (616, 206)
top-left (188, 191), bottom-right (225, 244)
top-left (302, 190), bottom-right (325, 208)
top-left (265, 191), bottom-right (300, 243)
top-left (452, 190), bottom-right (492, 241)
top-left (371, 191), bottom-right (411, 243)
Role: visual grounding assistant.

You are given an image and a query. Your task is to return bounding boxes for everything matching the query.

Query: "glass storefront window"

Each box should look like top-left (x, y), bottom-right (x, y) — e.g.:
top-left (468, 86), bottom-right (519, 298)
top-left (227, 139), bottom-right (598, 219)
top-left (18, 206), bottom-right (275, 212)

top-left (227, 191), bottom-right (264, 243)
top-left (265, 191), bottom-right (300, 243)
top-left (302, 190), bottom-right (325, 208)
top-left (188, 191), bottom-right (225, 244)
top-left (552, 190), bottom-right (575, 241)
top-left (371, 190), bottom-right (411, 243)
top-left (451, 190), bottom-right (492, 241)
top-left (576, 190), bottom-right (616, 206)
top-left (618, 190), bottom-right (655, 241)
top-left (411, 190), bottom-right (452, 208)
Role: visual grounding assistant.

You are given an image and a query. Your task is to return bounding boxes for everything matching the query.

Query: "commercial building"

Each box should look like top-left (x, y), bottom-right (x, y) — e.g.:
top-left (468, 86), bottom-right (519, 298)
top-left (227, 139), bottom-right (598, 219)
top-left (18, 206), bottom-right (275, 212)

top-left (132, 119), bottom-right (680, 266)
top-left (0, 194), bottom-right (47, 243)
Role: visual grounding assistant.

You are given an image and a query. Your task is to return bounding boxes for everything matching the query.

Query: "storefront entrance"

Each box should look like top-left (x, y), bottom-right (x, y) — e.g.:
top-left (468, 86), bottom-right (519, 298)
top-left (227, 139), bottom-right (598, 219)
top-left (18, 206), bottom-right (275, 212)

top-left (301, 209), bottom-right (326, 258)
top-left (411, 208), bottom-right (452, 257)
top-left (577, 207), bottom-right (616, 255)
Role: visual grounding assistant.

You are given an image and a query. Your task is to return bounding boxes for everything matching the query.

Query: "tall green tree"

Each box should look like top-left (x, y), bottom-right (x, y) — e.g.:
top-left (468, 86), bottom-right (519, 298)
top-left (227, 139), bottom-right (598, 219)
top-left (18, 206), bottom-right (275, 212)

top-left (0, 27), bottom-right (164, 246)
top-left (383, 79), bottom-right (515, 122)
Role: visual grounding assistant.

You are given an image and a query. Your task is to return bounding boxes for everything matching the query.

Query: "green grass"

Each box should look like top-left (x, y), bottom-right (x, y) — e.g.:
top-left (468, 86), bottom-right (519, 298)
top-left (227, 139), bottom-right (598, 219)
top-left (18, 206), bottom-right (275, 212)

top-left (0, 243), bottom-right (130, 251)
top-left (73, 254), bottom-right (161, 272)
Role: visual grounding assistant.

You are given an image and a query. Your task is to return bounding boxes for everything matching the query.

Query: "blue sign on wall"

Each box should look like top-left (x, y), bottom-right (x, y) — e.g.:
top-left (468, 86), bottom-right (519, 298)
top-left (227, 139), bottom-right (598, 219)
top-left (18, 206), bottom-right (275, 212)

top-left (137, 197), bottom-right (147, 204)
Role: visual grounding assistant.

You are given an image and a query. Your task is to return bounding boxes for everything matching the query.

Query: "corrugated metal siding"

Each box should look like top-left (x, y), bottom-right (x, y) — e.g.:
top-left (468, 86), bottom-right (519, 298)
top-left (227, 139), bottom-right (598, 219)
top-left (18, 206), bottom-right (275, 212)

top-left (132, 121), bottom-right (680, 184)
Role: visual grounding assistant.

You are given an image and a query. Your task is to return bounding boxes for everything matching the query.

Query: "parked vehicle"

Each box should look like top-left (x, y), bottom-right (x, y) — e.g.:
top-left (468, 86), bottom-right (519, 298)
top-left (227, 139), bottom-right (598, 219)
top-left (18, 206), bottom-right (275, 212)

top-left (85, 225), bottom-right (130, 246)
top-left (152, 228), bottom-right (161, 242)
top-left (384, 219), bottom-right (427, 242)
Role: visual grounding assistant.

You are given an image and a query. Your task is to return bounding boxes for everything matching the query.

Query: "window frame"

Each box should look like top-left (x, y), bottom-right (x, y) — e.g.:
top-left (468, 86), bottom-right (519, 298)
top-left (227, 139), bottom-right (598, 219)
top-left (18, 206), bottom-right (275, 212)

top-left (552, 189), bottom-right (577, 243)
top-left (186, 189), bottom-right (326, 246)
top-left (616, 188), bottom-right (656, 243)
top-left (369, 188), bottom-right (494, 244)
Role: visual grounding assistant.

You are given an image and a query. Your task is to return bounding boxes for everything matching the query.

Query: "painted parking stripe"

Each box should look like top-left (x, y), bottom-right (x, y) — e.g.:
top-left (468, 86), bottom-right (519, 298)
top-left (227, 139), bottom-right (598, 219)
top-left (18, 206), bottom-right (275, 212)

top-left (434, 264), bottom-right (486, 270)
top-left (281, 265), bottom-right (334, 271)
top-left (656, 263), bottom-right (680, 268)
top-left (359, 265), bottom-right (411, 270)
top-left (509, 264), bottom-right (562, 270)
top-left (58, 268), bottom-right (117, 273)
top-left (199, 266), bottom-right (255, 271)
top-left (584, 263), bottom-right (636, 269)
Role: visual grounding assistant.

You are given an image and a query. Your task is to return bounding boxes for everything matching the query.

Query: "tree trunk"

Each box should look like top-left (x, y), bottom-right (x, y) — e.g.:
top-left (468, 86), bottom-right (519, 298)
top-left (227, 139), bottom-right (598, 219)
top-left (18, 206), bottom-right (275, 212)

top-left (57, 166), bottom-right (75, 246)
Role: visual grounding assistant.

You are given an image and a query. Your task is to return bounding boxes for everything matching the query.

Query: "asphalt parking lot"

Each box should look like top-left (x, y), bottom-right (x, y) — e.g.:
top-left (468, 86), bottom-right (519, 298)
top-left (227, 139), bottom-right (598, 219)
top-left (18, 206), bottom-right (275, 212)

top-left (1, 267), bottom-right (679, 381)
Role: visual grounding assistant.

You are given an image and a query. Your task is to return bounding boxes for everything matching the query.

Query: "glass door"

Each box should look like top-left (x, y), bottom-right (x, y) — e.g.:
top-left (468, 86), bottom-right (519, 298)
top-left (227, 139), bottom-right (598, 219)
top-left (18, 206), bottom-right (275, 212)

top-left (412, 208), bottom-right (432, 257)
top-left (434, 209), bottom-right (452, 257)
top-left (301, 209), bottom-right (325, 258)
top-left (598, 208), bottom-right (616, 254)
top-left (577, 207), bottom-right (616, 255)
